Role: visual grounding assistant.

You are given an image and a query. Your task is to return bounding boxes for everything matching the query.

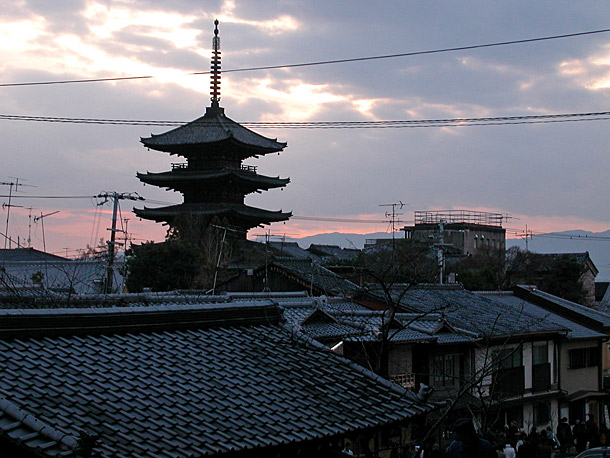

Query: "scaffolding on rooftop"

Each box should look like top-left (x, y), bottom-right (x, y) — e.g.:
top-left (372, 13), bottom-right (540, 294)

top-left (414, 210), bottom-right (505, 227)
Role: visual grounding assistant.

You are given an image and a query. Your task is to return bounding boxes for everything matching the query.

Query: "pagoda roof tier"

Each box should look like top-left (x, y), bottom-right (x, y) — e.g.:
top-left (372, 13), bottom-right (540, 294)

top-left (141, 106), bottom-right (286, 156)
top-left (134, 202), bottom-right (291, 229)
top-left (136, 168), bottom-right (289, 192)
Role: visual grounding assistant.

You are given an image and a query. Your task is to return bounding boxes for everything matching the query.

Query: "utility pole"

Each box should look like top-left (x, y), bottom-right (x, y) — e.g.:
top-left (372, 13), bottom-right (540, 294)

top-left (26, 207), bottom-right (34, 248)
top-left (210, 224), bottom-right (241, 295)
top-left (523, 225), bottom-right (533, 252)
top-left (97, 192), bottom-right (144, 294)
top-left (438, 219), bottom-right (445, 285)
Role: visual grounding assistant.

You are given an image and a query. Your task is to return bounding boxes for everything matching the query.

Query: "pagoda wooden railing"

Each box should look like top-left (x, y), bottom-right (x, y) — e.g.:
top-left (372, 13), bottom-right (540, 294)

top-left (241, 165), bottom-right (258, 173)
top-left (170, 163), bottom-right (258, 173)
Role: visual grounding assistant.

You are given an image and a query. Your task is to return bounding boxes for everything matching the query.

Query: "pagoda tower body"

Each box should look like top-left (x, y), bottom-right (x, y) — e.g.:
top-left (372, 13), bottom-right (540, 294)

top-left (134, 21), bottom-right (291, 237)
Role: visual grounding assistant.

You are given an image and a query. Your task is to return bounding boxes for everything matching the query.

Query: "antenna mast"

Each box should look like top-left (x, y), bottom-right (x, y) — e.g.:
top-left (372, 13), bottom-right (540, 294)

top-left (379, 201), bottom-right (405, 242)
top-left (33, 211), bottom-right (59, 253)
top-left (1, 178), bottom-right (34, 249)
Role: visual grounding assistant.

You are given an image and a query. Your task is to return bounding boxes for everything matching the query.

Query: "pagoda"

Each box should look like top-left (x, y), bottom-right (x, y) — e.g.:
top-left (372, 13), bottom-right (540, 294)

top-left (134, 20), bottom-right (291, 237)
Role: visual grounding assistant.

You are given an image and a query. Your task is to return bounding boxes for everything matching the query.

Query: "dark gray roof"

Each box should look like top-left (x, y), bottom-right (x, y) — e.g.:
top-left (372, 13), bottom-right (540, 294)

top-left (0, 396), bottom-right (80, 457)
top-left (271, 259), bottom-right (360, 296)
top-left (477, 291), bottom-right (606, 340)
top-left (392, 285), bottom-right (567, 338)
top-left (267, 242), bottom-right (321, 261)
top-left (513, 285), bottom-right (610, 331)
top-left (141, 107), bottom-right (286, 155)
top-left (0, 248), bottom-right (67, 262)
top-left (281, 298), bottom-right (437, 345)
top-left (307, 245), bottom-right (360, 261)
top-left (0, 259), bottom-right (123, 296)
top-left (0, 302), bottom-right (433, 458)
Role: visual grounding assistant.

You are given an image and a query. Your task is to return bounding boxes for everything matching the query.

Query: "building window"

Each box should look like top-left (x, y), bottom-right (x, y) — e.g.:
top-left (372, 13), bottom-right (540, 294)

top-left (533, 342), bottom-right (548, 365)
top-left (491, 346), bottom-right (525, 398)
top-left (534, 401), bottom-right (551, 426)
top-left (494, 346), bottom-right (523, 370)
top-left (569, 347), bottom-right (599, 369)
top-left (433, 354), bottom-right (463, 387)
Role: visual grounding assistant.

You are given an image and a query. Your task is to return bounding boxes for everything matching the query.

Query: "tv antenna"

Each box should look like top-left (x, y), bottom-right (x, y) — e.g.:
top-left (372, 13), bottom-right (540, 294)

top-left (379, 201), bottom-right (406, 240)
top-left (33, 211), bottom-right (59, 253)
top-left (1, 177), bottom-right (36, 249)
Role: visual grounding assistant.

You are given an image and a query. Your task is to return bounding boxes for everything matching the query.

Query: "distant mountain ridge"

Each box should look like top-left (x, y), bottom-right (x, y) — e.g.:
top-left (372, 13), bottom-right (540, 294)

top-left (277, 232), bottom-right (404, 250)
top-left (274, 229), bottom-right (610, 281)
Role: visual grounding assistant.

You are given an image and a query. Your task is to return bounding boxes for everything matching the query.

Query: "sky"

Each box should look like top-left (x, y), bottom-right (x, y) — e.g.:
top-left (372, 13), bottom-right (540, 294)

top-left (1, 0), bottom-right (609, 256)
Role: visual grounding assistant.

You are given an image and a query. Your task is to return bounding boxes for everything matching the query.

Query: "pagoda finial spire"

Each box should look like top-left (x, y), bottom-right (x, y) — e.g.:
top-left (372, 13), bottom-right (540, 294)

top-left (210, 19), bottom-right (221, 108)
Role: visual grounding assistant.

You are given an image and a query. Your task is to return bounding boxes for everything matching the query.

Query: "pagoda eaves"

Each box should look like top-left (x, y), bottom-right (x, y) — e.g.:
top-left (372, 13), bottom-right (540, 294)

top-left (136, 169), bottom-right (289, 194)
top-left (141, 106), bottom-right (286, 156)
top-left (134, 202), bottom-right (291, 231)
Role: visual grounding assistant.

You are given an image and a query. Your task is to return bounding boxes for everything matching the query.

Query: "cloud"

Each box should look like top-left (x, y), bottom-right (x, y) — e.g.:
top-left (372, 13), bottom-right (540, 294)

top-left (1, 0), bottom-right (610, 256)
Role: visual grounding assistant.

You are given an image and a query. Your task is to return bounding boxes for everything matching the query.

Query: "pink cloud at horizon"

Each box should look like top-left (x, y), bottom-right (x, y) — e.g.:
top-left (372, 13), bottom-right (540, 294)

top-left (3, 205), bottom-right (607, 257)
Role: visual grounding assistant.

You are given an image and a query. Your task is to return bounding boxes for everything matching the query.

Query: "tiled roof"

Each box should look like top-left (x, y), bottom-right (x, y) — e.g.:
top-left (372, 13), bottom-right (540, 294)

top-left (0, 259), bottom-right (123, 296)
top-left (0, 397), bottom-right (79, 457)
top-left (0, 248), bottom-right (67, 262)
top-left (271, 259), bottom-right (360, 296)
top-left (266, 242), bottom-right (320, 261)
top-left (140, 107), bottom-right (286, 155)
top-left (478, 291), bottom-right (606, 340)
top-left (391, 285), bottom-right (566, 338)
top-left (513, 285), bottom-right (610, 331)
top-left (281, 298), bottom-right (436, 344)
top-left (0, 302), bottom-right (433, 458)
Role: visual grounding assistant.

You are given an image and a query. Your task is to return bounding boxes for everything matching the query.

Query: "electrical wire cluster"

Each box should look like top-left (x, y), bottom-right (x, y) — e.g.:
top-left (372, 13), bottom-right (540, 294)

top-left (2, 111), bottom-right (610, 129)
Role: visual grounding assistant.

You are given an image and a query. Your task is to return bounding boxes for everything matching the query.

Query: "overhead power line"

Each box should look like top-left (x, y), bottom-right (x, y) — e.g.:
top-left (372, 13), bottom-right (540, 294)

top-left (1, 111), bottom-right (610, 129)
top-left (1, 27), bottom-right (609, 88)
top-left (291, 216), bottom-right (390, 223)
top-left (0, 194), bottom-right (98, 199)
top-left (0, 115), bottom-right (606, 128)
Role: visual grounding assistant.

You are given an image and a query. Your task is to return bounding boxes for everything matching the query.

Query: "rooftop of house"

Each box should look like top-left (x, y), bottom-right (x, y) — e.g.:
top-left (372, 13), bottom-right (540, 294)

top-left (0, 300), bottom-right (434, 458)
top-left (266, 242), bottom-right (321, 261)
top-left (0, 248), bottom-right (67, 263)
top-left (248, 258), bottom-right (361, 297)
top-left (512, 284), bottom-right (610, 332)
top-left (361, 284), bottom-right (569, 339)
top-left (507, 251), bottom-right (599, 276)
top-left (277, 296), bottom-right (476, 345)
top-left (477, 290), bottom-right (607, 340)
top-left (0, 257), bottom-right (123, 296)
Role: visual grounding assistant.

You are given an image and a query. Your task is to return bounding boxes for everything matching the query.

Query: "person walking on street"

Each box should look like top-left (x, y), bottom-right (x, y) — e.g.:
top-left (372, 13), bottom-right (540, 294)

top-left (445, 418), bottom-right (496, 458)
top-left (557, 417), bottom-right (573, 454)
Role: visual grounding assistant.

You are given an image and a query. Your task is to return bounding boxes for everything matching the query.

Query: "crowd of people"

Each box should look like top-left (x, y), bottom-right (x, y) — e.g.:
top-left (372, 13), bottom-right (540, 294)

top-left (409, 415), bottom-right (608, 458)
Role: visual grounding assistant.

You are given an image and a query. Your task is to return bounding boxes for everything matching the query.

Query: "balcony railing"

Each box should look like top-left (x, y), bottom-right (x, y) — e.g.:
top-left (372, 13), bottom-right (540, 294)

top-left (492, 366), bottom-right (525, 399)
top-left (532, 362), bottom-right (551, 393)
top-left (390, 373), bottom-right (415, 389)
